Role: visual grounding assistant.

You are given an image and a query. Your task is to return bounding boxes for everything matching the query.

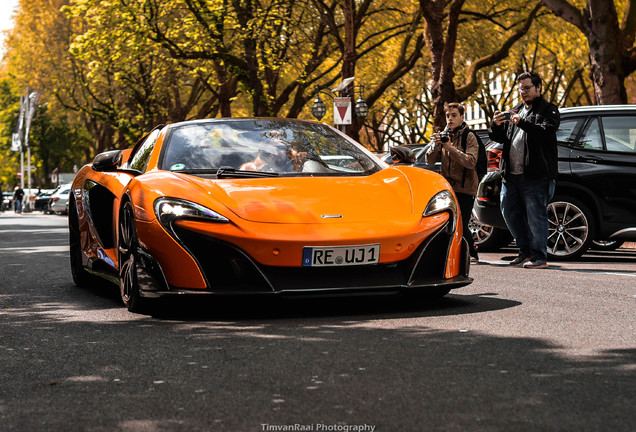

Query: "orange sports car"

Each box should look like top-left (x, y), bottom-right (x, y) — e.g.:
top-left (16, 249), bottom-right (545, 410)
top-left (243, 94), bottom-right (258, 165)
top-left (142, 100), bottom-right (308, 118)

top-left (69, 118), bottom-right (472, 312)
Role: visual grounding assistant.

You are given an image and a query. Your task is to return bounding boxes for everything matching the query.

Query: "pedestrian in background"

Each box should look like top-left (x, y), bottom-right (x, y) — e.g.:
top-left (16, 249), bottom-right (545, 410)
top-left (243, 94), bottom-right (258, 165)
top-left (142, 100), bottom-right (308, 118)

top-left (13, 186), bottom-right (25, 214)
top-left (426, 102), bottom-right (480, 263)
top-left (489, 71), bottom-right (560, 269)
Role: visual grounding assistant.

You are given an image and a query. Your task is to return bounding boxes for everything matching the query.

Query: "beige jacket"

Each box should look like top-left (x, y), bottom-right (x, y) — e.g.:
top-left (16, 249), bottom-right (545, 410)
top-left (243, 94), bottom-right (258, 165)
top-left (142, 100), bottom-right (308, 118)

top-left (425, 124), bottom-right (479, 196)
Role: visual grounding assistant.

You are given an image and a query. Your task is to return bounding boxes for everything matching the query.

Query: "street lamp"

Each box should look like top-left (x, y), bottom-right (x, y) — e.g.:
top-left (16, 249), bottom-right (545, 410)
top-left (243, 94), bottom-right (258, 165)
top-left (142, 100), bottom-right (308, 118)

top-left (312, 95), bottom-right (327, 121)
top-left (311, 78), bottom-right (369, 124)
top-left (354, 94), bottom-right (369, 118)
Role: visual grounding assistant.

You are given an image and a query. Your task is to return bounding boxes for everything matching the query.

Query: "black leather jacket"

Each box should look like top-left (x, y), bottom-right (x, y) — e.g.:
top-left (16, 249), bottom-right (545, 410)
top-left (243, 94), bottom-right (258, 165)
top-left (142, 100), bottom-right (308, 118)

top-left (488, 97), bottom-right (560, 181)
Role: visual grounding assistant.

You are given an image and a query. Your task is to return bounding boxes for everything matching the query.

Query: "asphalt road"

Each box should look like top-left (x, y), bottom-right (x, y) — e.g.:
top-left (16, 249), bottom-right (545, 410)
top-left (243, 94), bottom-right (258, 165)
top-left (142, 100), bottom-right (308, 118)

top-left (1, 211), bottom-right (635, 432)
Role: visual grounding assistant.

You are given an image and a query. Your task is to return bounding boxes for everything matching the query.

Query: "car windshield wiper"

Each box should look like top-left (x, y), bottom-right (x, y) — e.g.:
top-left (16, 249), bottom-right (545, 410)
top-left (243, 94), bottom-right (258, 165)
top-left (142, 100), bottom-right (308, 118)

top-left (172, 167), bottom-right (278, 178)
top-left (216, 166), bottom-right (279, 178)
top-left (173, 168), bottom-right (217, 174)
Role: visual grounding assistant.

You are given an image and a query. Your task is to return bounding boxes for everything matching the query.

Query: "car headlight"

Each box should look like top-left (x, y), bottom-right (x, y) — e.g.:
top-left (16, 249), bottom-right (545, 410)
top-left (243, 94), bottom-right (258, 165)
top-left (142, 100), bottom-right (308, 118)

top-left (423, 190), bottom-right (457, 217)
top-left (154, 198), bottom-right (229, 225)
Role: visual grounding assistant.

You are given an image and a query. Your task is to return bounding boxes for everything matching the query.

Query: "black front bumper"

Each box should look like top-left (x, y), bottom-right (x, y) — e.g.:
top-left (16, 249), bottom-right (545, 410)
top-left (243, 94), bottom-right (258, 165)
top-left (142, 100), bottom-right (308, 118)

top-left (137, 220), bottom-right (473, 298)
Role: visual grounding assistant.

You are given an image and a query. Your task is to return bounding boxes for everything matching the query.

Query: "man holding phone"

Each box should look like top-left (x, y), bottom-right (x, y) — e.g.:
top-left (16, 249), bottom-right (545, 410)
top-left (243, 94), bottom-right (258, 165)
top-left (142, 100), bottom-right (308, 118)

top-left (489, 71), bottom-right (560, 269)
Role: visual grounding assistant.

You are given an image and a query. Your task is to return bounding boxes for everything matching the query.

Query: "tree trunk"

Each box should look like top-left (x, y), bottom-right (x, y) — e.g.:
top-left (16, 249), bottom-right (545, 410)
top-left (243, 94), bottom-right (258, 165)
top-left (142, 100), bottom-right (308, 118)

top-left (420, 0), bottom-right (464, 131)
top-left (585, 1), bottom-right (626, 103)
top-left (341, 0), bottom-right (360, 140)
top-left (541, 0), bottom-right (630, 104)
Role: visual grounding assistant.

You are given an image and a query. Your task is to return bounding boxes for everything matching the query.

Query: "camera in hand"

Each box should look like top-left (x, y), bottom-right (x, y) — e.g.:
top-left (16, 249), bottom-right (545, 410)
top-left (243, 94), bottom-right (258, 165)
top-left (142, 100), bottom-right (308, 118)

top-left (439, 131), bottom-right (450, 143)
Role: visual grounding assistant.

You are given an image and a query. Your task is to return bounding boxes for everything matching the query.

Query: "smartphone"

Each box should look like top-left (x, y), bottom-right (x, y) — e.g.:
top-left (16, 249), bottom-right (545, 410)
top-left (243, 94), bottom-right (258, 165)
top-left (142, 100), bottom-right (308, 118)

top-left (502, 111), bottom-right (511, 120)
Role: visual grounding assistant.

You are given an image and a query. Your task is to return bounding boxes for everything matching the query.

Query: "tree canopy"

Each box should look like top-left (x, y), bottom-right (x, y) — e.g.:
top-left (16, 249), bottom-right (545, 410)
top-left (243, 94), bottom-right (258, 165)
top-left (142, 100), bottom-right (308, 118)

top-left (0, 0), bottom-right (633, 188)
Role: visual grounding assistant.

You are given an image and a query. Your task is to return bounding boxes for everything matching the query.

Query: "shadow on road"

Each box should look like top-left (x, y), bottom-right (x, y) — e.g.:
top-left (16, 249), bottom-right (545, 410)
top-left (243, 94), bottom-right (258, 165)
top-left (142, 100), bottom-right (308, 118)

top-left (1, 284), bottom-right (634, 431)
top-left (143, 291), bottom-right (520, 322)
top-left (478, 244), bottom-right (636, 270)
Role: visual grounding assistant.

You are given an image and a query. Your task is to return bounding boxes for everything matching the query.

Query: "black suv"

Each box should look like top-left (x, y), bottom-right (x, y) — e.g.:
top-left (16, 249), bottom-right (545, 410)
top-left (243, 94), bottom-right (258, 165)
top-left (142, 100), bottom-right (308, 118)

top-left (474, 105), bottom-right (636, 259)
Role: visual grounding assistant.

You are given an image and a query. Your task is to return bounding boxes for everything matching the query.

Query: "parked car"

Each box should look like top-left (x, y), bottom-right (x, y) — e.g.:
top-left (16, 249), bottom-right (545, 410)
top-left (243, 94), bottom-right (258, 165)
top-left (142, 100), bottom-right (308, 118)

top-left (69, 118), bottom-right (473, 313)
top-left (48, 183), bottom-right (72, 215)
top-left (33, 188), bottom-right (57, 213)
top-left (474, 104), bottom-right (636, 259)
top-left (1, 192), bottom-right (14, 211)
top-left (382, 130), bottom-right (513, 251)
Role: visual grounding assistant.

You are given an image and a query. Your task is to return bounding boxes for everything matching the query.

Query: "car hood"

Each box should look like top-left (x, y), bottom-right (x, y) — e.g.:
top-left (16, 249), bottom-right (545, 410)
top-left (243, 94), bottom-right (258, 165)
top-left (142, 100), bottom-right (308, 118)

top-left (175, 170), bottom-right (416, 224)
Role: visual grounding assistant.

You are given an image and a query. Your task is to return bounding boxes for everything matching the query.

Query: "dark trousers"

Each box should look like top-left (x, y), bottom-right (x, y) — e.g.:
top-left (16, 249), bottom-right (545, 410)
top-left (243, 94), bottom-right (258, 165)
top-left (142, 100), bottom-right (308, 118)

top-left (500, 176), bottom-right (555, 261)
top-left (456, 192), bottom-right (476, 254)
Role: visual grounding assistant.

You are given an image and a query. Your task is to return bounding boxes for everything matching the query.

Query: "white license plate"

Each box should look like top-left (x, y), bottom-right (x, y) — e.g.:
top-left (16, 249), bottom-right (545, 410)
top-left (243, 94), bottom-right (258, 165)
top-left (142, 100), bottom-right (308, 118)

top-left (302, 244), bottom-right (380, 267)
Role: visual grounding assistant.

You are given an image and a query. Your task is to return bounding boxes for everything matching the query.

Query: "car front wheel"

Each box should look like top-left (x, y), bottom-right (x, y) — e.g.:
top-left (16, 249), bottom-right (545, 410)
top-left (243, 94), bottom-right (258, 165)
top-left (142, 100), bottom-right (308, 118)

top-left (118, 201), bottom-right (148, 313)
top-left (547, 197), bottom-right (595, 260)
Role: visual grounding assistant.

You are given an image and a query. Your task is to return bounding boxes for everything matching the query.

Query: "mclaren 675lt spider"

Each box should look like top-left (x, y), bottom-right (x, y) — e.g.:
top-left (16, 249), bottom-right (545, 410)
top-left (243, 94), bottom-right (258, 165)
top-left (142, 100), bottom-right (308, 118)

top-left (69, 118), bottom-right (472, 312)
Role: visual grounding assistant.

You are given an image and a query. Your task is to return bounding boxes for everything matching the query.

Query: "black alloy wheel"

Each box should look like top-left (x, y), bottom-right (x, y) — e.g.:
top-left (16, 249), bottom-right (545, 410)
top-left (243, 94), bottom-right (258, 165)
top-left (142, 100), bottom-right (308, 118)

top-left (547, 197), bottom-right (595, 260)
top-left (68, 198), bottom-right (98, 287)
top-left (118, 201), bottom-right (147, 312)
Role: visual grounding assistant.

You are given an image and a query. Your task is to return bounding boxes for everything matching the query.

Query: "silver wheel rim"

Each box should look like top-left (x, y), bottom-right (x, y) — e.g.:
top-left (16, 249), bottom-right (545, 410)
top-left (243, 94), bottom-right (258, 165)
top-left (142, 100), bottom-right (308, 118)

top-left (592, 240), bottom-right (618, 248)
top-left (469, 216), bottom-right (494, 245)
top-left (118, 205), bottom-right (135, 303)
top-left (547, 201), bottom-right (589, 257)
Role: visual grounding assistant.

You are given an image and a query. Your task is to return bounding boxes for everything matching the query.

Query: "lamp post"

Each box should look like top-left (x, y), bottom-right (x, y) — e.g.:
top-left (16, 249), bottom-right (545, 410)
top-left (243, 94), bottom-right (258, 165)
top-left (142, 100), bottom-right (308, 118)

top-left (311, 77), bottom-right (368, 136)
top-left (24, 90), bottom-right (41, 194)
top-left (311, 95), bottom-right (327, 121)
top-left (11, 88), bottom-right (41, 197)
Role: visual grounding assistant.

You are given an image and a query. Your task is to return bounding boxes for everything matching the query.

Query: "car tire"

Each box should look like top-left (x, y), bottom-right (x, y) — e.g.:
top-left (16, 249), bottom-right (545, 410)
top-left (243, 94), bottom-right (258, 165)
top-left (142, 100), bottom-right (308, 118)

top-left (69, 198), bottom-right (100, 287)
top-left (118, 201), bottom-right (149, 313)
top-left (547, 196), bottom-right (595, 260)
top-left (469, 215), bottom-right (513, 252)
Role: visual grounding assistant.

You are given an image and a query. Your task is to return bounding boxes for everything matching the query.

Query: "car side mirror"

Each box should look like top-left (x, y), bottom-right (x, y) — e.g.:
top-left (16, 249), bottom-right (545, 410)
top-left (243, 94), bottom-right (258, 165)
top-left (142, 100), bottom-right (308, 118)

top-left (92, 150), bottom-right (123, 172)
top-left (390, 146), bottom-right (416, 164)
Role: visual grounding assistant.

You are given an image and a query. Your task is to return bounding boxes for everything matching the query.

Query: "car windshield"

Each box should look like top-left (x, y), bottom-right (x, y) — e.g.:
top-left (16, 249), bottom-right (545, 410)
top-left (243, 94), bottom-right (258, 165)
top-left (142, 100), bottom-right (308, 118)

top-left (160, 119), bottom-right (382, 177)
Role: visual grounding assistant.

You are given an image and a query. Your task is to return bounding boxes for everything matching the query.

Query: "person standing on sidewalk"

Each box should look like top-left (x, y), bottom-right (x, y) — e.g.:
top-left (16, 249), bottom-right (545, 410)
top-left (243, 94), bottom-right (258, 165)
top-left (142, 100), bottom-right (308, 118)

top-left (426, 102), bottom-right (480, 263)
top-left (489, 71), bottom-right (560, 269)
top-left (13, 187), bottom-right (25, 214)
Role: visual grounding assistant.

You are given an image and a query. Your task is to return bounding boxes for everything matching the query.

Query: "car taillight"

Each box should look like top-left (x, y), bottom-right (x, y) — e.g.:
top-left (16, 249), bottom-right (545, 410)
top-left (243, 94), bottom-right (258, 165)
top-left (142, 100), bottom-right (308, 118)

top-left (487, 148), bottom-right (502, 172)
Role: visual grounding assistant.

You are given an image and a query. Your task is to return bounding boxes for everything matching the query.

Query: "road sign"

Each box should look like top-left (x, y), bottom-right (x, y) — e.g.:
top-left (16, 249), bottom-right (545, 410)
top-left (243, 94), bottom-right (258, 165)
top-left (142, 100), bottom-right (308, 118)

top-left (333, 97), bottom-right (351, 125)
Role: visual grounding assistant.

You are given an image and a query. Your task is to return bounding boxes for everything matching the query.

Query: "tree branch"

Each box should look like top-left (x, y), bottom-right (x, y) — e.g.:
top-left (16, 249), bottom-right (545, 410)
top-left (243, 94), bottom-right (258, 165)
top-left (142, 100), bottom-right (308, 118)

top-left (540, 0), bottom-right (586, 30)
top-left (456, 1), bottom-right (542, 100)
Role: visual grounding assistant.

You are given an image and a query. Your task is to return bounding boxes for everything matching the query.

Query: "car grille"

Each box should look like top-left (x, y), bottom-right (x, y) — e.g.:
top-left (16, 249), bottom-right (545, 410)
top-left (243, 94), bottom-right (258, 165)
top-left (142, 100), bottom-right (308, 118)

top-left (171, 224), bottom-right (454, 293)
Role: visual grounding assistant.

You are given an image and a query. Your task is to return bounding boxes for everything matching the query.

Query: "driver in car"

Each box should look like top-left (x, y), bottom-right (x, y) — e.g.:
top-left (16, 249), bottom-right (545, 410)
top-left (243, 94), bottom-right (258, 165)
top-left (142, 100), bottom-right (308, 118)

top-left (240, 130), bottom-right (309, 172)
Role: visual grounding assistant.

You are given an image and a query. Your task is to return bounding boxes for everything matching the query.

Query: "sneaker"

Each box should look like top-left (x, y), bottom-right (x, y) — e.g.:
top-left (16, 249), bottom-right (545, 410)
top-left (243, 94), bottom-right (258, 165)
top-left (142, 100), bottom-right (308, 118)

top-left (523, 259), bottom-right (548, 269)
top-left (509, 255), bottom-right (530, 266)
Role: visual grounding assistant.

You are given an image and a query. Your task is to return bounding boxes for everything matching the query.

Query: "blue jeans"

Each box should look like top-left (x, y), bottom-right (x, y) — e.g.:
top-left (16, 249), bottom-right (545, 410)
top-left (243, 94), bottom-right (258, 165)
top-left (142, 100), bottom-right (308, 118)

top-left (500, 176), bottom-right (555, 261)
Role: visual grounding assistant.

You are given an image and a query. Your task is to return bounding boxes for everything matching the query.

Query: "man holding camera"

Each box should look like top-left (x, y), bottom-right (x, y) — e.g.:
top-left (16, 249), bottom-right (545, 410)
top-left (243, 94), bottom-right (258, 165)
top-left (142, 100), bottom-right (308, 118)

top-left (426, 102), bottom-right (480, 263)
top-left (489, 71), bottom-right (560, 269)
